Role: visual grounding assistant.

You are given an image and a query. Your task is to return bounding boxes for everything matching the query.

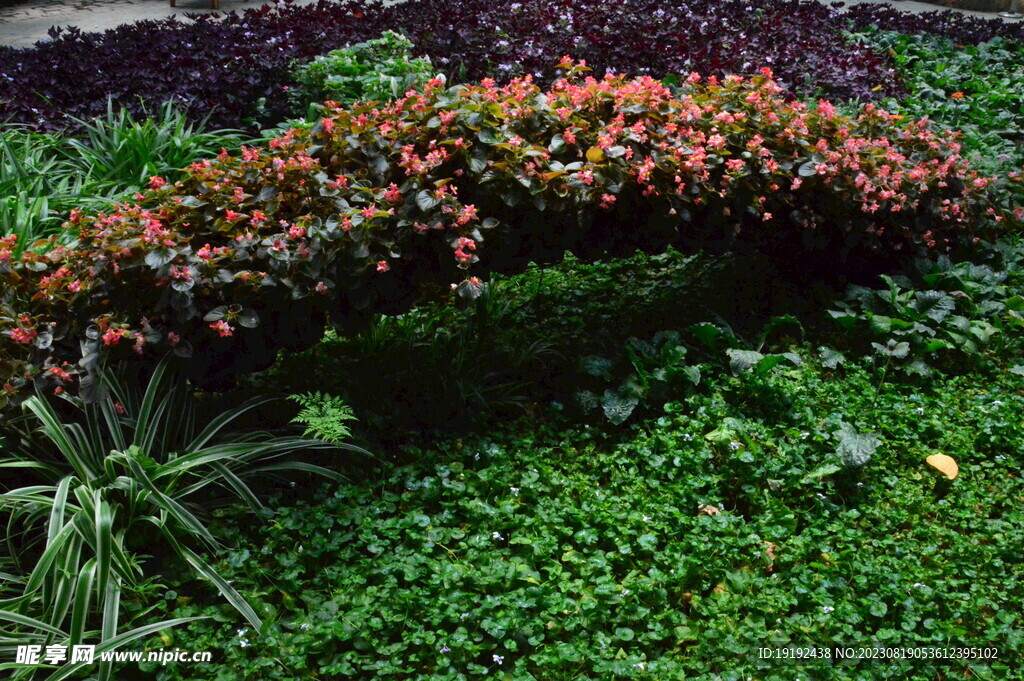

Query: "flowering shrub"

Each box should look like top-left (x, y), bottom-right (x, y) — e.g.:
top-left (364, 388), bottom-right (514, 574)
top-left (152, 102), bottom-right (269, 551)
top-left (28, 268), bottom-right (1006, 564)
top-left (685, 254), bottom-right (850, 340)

top-left (0, 0), bottom-right (901, 133)
top-left (0, 66), bottom-right (1001, 404)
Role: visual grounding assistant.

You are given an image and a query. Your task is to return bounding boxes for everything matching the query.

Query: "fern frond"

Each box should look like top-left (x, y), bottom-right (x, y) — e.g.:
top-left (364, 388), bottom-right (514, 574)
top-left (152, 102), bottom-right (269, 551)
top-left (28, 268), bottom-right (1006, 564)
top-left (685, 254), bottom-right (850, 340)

top-left (289, 392), bottom-right (358, 445)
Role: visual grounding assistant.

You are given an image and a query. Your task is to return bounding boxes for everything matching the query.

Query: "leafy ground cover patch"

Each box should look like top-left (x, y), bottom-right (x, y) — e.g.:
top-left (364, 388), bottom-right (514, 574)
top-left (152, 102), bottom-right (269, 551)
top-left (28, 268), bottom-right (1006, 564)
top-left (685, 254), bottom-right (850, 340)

top-left (142, 354), bottom-right (1024, 680)
top-left (844, 4), bottom-right (1024, 44)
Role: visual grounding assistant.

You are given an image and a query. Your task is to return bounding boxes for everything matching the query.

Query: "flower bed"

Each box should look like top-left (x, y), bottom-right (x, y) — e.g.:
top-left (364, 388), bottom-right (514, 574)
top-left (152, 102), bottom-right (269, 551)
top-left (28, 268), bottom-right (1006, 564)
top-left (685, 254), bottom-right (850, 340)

top-left (844, 4), bottom-right (1024, 44)
top-left (0, 67), bottom-right (1000, 403)
top-left (0, 0), bottom-right (901, 133)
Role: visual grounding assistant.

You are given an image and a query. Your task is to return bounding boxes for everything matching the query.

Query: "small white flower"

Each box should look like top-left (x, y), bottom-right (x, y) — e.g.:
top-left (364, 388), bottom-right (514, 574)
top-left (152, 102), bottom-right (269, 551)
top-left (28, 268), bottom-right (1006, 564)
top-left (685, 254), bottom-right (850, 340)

top-left (492, 531), bottom-right (504, 540)
top-left (913, 583), bottom-right (926, 589)
top-left (510, 487), bottom-right (520, 495)
top-left (460, 613), bottom-right (469, 621)
top-left (620, 588), bottom-right (630, 596)
top-left (633, 662), bottom-right (646, 670)
top-left (800, 432), bottom-right (810, 439)
top-left (995, 455), bottom-right (1006, 461)
top-left (915, 407), bottom-right (925, 415)
top-left (440, 644), bottom-right (451, 653)
top-left (992, 400), bottom-right (1003, 406)
top-left (822, 606), bottom-right (834, 613)
top-left (683, 433), bottom-right (693, 441)
top-left (239, 639), bottom-right (249, 647)
top-left (237, 628), bottom-right (248, 636)
top-left (642, 515), bottom-right (651, 522)
top-left (493, 654), bottom-right (504, 664)
top-left (300, 623), bottom-right (310, 632)
top-left (729, 440), bottom-right (742, 450)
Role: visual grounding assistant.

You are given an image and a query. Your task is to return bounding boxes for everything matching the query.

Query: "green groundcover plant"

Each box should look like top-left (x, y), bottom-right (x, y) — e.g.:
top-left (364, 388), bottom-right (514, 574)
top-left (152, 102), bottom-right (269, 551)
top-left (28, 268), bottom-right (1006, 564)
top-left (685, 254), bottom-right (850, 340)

top-left (133, 353), bottom-right (1024, 680)
top-left (288, 31), bottom-right (437, 119)
top-left (0, 64), bottom-right (1006, 405)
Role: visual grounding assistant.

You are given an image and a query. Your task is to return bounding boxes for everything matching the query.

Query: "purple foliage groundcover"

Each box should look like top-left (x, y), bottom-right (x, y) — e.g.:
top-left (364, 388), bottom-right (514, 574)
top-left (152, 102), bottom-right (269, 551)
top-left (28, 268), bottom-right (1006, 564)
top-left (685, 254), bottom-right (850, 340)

top-left (2, 0), bottom-right (1018, 135)
top-left (843, 3), bottom-right (1024, 44)
top-left (0, 0), bottom-right (904, 133)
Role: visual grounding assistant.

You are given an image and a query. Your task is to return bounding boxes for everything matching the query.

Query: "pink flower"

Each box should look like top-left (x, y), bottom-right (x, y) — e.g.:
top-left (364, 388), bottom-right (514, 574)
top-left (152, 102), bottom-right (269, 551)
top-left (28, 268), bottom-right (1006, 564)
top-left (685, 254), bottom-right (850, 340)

top-left (456, 205), bottom-right (479, 225)
top-left (384, 183), bottom-right (403, 204)
top-left (10, 327), bottom-right (37, 344)
top-left (102, 328), bottom-right (126, 346)
top-left (47, 366), bottom-right (72, 382)
top-left (148, 176), bottom-right (166, 190)
top-left (377, 260), bottom-right (390, 273)
top-left (209, 320), bottom-right (234, 337)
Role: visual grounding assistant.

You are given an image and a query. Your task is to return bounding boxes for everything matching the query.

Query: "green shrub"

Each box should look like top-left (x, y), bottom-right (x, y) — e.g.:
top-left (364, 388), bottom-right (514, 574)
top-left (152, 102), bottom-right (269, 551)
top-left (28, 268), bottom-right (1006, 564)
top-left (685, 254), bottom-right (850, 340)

top-left (0, 66), bottom-right (1002, 405)
top-left (290, 31), bottom-right (436, 115)
top-left (62, 100), bottom-right (250, 198)
top-left (247, 278), bottom-right (555, 437)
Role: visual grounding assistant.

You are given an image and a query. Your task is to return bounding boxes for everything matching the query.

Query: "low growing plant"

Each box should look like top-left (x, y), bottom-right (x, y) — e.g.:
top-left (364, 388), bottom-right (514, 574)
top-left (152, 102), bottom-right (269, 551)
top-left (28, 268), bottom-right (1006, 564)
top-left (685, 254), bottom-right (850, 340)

top-left (135, 355), bottom-right (1024, 680)
top-left (826, 247), bottom-right (1024, 377)
top-left (290, 31), bottom-right (436, 116)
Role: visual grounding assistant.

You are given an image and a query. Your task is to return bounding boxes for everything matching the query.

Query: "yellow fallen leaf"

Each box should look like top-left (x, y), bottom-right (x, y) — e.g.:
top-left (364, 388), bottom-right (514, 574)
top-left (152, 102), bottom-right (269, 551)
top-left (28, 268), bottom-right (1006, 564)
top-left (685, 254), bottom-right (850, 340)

top-left (586, 146), bottom-right (606, 163)
top-left (926, 453), bottom-right (959, 480)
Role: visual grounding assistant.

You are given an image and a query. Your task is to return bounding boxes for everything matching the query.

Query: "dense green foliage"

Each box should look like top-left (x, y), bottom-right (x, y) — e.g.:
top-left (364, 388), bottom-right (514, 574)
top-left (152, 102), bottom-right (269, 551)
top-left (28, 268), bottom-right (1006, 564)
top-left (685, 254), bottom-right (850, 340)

top-left (144, 354), bottom-right (1024, 680)
top-left (4, 7), bottom-right (1024, 680)
top-left (854, 29), bottom-right (1024, 215)
top-left (289, 31), bottom-right (437, 118)
top-left (0, 360), bottom-right (356, 680)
